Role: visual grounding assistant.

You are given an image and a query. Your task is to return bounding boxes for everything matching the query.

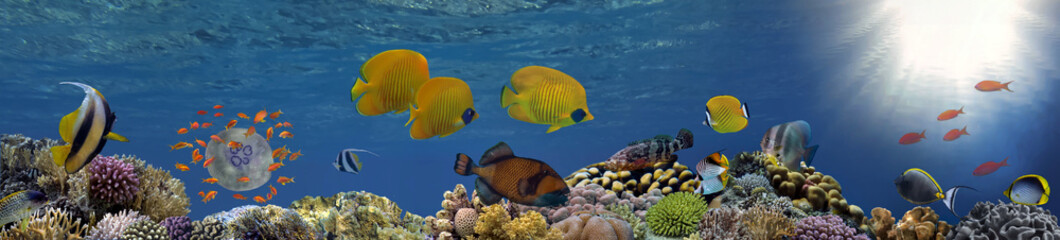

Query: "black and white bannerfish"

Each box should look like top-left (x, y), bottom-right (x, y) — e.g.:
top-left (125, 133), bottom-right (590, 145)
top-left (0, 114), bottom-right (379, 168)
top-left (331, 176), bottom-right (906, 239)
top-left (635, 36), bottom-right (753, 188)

top-left (0, 190), bottom-right (48, 226)
top-left (334, 148), bottom-right (378, 174)
top-left (760, 120), bottom-right (818, 170)
top-left (894, 168), bottom-right (976, 217)
top-left (51, 82), bottom-right (129, 174)
top-left (1004, 174), bottom-right (1050, 205)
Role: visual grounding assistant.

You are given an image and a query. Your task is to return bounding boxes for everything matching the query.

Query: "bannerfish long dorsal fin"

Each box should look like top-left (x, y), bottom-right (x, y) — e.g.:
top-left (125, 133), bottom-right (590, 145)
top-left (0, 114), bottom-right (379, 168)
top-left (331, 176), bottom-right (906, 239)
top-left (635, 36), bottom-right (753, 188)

top-left (480, 142), bottom-right (514, 166)
top-left (943, 186), bottom-right (977, 217)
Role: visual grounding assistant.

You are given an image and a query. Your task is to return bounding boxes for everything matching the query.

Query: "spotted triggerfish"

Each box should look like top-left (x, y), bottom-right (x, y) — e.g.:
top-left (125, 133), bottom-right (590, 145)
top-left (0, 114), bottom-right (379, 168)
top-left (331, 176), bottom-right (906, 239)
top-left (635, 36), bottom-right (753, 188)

top-left (894, 168), bottom-right (975, 217)
top-left (694, 151), bottom-right (730, 195)
top-left (454, 142), bottom-right (570, 207)
top-left (603, 128), bottom-right (693, 171)
top-left (1004, 174), bottom-right (1049, 205)
top-left (51, 82), bottom-right (129, 174)
top-left (0, 190), bottom-right (48, 226)
top-left (760, 120), bottom-right (818, 170)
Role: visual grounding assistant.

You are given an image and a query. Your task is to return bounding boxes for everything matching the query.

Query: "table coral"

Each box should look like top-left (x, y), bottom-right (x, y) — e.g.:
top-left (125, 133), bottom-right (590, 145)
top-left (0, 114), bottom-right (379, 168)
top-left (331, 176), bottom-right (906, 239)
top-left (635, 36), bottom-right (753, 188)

top-left (551, 212), bottom-right (634, 240)
top-left (565, 160), bottom-right (699, 196)
top-left (88, 209), bottom-right (150, 239)
top-left (699, 207), bottom-right (749, 240)
top-left (793, 215), bottom-right (869, 240)
top-left (88, 155), bottom-right (140, 204)
top-left (646, 191), bottom-right (708, 237)
top-left (947, 201), bottom-right (1060, 240)
top-left (122, 219), bottom-right (170, 240)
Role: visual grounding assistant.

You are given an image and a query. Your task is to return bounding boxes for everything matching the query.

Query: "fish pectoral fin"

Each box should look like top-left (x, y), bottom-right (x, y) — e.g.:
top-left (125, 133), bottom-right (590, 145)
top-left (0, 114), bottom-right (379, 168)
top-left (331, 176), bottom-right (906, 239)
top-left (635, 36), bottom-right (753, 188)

top-left (58, 109), bottom-right (80, 142)
top-left (50, 145), bottom-right (71, 167)
top-left (546, 124), bottom-right (563, 133)
top-left (475, 178), bottom-right (503, 205)
top-left (105, 132), bottom-right (129, 142)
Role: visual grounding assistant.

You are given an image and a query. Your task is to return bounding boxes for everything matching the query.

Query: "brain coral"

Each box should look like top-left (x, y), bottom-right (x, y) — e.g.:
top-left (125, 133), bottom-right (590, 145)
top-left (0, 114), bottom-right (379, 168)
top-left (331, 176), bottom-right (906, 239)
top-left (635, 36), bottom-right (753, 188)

top-left (794, 215), bottom-right (869, 240)
top-left (160, 216), bottom-right (192, 240)
top-left (88, 155), bottom-right (140, 204)
top-left (189, 217), bottom-right (227, 240)
top-left (122, 219), bottom-right (170, 240)
top-left (453, 208), bottom-right (477, 237)
top-left (646, 191), bottom-right (708, 237)
top-left (948, 201), bottom-right (1060, 240)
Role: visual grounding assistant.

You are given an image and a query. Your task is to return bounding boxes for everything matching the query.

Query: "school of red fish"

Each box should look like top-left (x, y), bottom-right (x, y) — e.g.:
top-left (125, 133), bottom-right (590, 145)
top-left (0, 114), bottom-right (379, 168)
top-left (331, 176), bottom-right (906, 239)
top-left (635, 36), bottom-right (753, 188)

top-left (176, 104), bottom-right (301, 204)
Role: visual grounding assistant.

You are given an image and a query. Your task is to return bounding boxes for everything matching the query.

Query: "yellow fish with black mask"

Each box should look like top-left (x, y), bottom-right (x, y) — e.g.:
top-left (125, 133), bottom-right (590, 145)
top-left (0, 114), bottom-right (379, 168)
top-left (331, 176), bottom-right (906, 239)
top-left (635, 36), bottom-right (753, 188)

top-left (350, 49), bottom-right (430, 116)
top-left (500, 66), bottom-right (593, 133)
top-left (406, 77), bottom-right (478, 139)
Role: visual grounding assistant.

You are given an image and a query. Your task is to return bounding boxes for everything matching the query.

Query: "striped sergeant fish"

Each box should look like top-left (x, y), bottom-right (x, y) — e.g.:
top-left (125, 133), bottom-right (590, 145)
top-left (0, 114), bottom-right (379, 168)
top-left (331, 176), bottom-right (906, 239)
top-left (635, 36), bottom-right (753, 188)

top-left (51, 82), bottom-right (129, 174)
top-left (0, 190), bottom-right (48, 226)
top-left (334, 148), bottom-right (376, 174)
top-left (603, 128), bottom-right (693, 171)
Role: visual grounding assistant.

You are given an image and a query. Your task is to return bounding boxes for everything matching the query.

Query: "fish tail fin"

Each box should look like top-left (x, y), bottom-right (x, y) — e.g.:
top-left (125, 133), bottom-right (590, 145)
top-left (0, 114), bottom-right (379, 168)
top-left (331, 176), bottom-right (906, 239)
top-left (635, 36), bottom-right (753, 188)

top-left (405, 103), bottom-right (418, 127)
top-left (961, 126), bottom-right (969, 135)
top-left (803, 145), bottom-right (819, 166)
top-left (676, 128), bottom-right (694, 149)
top-left (919, 130), bottom-right (927, 138)
top-left (958, 106), bottom-right (965, 114)
top-left (351, 78), bottom-right (370, 102)
top-left (1001, 157), bottom-right (1009, 166)
top-left (454, 153), bottom-right (478, 176)
top-left (943, 186), bottom-right (978, 217)
top-left (500, 86), bottom-right (518, 107)
top-left (1003, 81), bottom-right (1013, 92)
top-left (50, 145), bottom-right (71, 167)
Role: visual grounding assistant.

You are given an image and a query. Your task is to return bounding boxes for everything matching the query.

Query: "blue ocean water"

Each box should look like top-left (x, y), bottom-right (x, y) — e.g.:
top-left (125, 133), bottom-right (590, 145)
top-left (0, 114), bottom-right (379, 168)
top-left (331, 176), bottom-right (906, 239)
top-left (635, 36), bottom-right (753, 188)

top-left (1, 0), bottom-right (1058, 225)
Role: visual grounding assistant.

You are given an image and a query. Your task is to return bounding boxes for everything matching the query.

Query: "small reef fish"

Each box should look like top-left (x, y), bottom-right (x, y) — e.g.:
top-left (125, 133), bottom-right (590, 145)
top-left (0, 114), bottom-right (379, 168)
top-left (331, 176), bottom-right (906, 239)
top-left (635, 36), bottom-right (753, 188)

top-left (265, 127), bottom-right (274, 141)
top-left (202, 191), bottom-right (217, 203)
top-left (267, 163), bottom-right (284, 172)
top-left (201, 122), bottom-right (213, 128)
top-left (254, 109), bottom-right (268, 124)
top-left (269, 109), bottom-right (283, 119)
top-left (198, 191), bottom-right (205, 197)
top-left (226, 120), bottom-right (237, 130)
top-left (210, 135), bottom-right (223, 143)
top-left (191, 152), bottom-right (204, 163)
top-left (278, 148), bottom-right (291, 161)
top-left (973, 157), bottom-right (1009, 176)
top-left (267, 193), bottom-right (273, 201)
top-left (244, 126), bottom-right (256, 138)
top-left (406, 77), bottom-right (478, 139)
top-left (703, 95), bottom-right (750, 133)
top-left (50, 83), bottom-right (132, 171)
top-left (0, 190), bottom-right (49, 227)
top-left (943, 126), bottom-right (969, 141)
top-left (975, 80), bottom-right (1013, 92)
top-left (1004, 174), bottom-right (1050, 205)
top-left (202, 178), bottom-right (218, 184)
top-left (350, 49), bottom-right (430, 116)
top-left (278, 131), bottom-right (293, 138)
top-left (272, 146), bottom-right (288, 159)
top-left (169, 142), bottom-right (193, 151)
top-left (195, 139), bottom-right (207, 148)
top-left (269, 185), bottom-right (277, 195)
top-left (233, 194), bottom-right (246, 200)
top-left (237, 176), bottom-right (250, 182)
top-left (761, 120), bottom-right (818, 170)
top-left (191, 149), bottom-right (200, 160)
top-left (213, 105), bottom-right (223, 109)
top-left (694, 151), bottom-right (730, 195)
top-left (177, 128), bottom-right (188, 134)
top-left (603, 129), bottom-right (693, 171)
top-left (174, 163), bottom-right (190, 171)
top-left (237, 113), bottom-right (249, 119)
top-left (203, 157), bottom-right (215, 167)
top-left (899, 130), bottom-right (926, 145)
top-left (289, 150), bottom-right (302, 161)
top-left (213, 112), bottom-right (223, 117)
top-left (277, 176), bottom-right (295, 185)
top-left (197, 110), bottom-right (207, 115)
top-left (335, 148), bottom-right (376, 174)
top-left (283, 122), bottom-right (292, 128)
top-left (190, 122), bottom-right (200, 130)
top-left (253, 196), bottom-right (266, 203)
top-left (228, 141), bottom-right (243, 149)
top-left (894, 168), bottom-right (975, 216)
top-left (937, 107), bottom-right (965, 121)
top-left (274, 122), bottom-right (283, 128)
top-left (454, 142), bottom-right (570, 206)
top-left (500, 66), bottom-right (593, 133)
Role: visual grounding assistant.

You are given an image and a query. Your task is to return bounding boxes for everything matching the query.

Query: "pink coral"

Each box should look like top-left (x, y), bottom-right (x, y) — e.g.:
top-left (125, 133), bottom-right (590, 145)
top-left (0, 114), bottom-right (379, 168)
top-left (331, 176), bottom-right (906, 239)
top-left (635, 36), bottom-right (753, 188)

top-left (518, 184), bottom-right (662, 224)
top-left (794, 215), bottom-right (869, 240)
top-left (88, 155), bottom-right (139, 204)
top-left (551, 213), bottom-right (634, 240)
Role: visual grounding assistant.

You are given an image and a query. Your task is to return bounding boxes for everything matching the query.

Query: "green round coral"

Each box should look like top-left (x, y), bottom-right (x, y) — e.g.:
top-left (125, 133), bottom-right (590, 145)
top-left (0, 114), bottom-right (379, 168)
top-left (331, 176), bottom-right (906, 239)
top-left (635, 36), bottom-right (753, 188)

top-left (646, 191), bottom-right (709, 237)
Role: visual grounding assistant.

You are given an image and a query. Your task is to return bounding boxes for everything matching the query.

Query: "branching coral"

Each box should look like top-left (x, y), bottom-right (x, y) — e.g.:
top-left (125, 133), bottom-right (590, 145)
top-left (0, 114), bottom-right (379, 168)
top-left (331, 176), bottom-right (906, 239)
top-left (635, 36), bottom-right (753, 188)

top-left (122, 219), bottom-right (170, 240)
top-left (88, 209), bottom-right (150, 239)
top-left (741, 206), bottom-right (794, 240)
top-left (793, 215), bottom-right (869, 240)
top-left (88, 155), bottom-right (140, 204)
top-left (121, 155), bottom-right (191, 221)
top-left (229, 205), bottom-right (317, 240)
top-left (947, 201), bottom-right (1060, 240)
top-left (517, 183), bottom-right (663, 224)
top-left (188, 217), bottom-right (226, 240)
top-left (289, 191), bottom-right (424, 239)
top-left (0, 134), bottom-right (53, 198)
top-left (699, 207), bottom-right (749, 240)
top-left (0, 207), bottom-right (88, 239)
top-left (475, 204), bottom-right (563, 240)
top-left (646, 191), bottom-right (708, 237)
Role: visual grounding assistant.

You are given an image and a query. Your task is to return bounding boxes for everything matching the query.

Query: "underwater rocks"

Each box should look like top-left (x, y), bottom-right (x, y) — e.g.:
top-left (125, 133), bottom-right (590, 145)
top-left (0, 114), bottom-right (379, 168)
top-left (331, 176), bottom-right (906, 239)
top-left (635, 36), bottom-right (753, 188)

top-left (0, 134), bottom-right (55, 201)
top-left (188, 217), bottom-right (227, 240)
top-left (565, 160), bottom-right (699, 197)
top-left (229, 205), bottom-right (317, 240)
top-left (869, 206), bottom-right (951, 240)
top-left (947, 201), bottom-right (1060, 240)
top-left (288, 190), bottom-right (427, 240)
top-left (88, 209), bottom-right (151, 239)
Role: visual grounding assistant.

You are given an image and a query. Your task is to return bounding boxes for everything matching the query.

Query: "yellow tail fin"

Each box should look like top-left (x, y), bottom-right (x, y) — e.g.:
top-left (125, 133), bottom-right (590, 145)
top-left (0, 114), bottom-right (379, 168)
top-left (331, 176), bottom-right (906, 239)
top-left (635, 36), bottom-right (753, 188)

top-left (405, 103), bottom-right (418, 127)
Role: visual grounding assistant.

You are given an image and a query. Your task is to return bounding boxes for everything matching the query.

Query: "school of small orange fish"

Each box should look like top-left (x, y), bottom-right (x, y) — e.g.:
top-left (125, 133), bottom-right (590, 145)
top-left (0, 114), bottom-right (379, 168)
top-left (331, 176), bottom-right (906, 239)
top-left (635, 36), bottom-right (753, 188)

top-left (178, 104), bottom-right (300, 204)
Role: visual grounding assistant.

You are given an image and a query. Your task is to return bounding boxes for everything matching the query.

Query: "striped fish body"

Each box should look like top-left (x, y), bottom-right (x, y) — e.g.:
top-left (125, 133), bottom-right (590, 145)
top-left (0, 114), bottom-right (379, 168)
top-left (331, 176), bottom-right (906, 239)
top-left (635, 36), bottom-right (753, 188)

top-left (760, 120), bottom-right (817, 170)
top-left (703, 95), bottom-right (749, 133)
top-left (334, 148), bottom-right (377, 174)
top-left (51, 82), bottom-right (128, 174)
top-left (406, 77), bottom-right (478, 139)
top-left (604, 129), bottom-right (693, 171)
top-left (0, 190), bottom-right (48, 226)
top-left (350, 49), bottom-right (430, 116)
top-left (695, 152), bottom-right (730, 195)
top-left (500, 66), bottom-right (593, 133)
top-left (454, 142), bottom-right (570, 207)
top-left (1004, 174), bottom-right (1050, 205)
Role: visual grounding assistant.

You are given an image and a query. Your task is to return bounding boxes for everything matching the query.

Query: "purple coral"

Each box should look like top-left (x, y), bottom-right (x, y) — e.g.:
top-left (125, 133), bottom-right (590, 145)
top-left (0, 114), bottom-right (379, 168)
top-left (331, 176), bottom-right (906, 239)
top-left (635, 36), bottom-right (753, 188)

top-left (160, 216), bottom-right (192, 240)
top-left (88, 155), bottom-right (140, 204)
top-left (794, 215), bottom-right (869, 240)
top-left (516, 184), bottom-right (663, 224)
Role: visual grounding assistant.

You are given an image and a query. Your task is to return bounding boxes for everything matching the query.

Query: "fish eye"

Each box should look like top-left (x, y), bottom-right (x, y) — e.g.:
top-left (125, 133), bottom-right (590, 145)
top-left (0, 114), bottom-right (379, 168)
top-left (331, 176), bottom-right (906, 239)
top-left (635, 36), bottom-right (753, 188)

top-left (571, 109), bottom-right (587, 123)
top-left (462, 108), bottom-right (476, 125)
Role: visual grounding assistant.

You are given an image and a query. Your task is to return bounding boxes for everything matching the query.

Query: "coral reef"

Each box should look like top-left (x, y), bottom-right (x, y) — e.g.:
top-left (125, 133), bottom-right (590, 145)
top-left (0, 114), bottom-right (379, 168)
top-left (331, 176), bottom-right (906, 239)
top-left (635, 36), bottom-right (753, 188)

top-left (741, 206), bottom-right (795, 240)
top-left (552, 212), bottom-right (634, 240)
top-left (516, 183), bottom-right (663, 224)
top-left (454, 208), bottom-right (478, 237)
top-left (947, 201), bottom-right (1060, 240)
top-left (0, 134), bottom-right (52, 199)
top-left (646, 191), bottom-right (708, 237)
top-left (475, 204), bottom-right (563, 240)
top-left (123, 219), bottom-right (170, 240)
top-left (793, 215), bottom-right (869, 240)
top-left (160, 216), bottom-right (193, 240)
top-left (0, 207), bottom-right (88, 239)
top-left (868, 207), bottom-right (894, 239)
top-left (730, 174), bottom-right (774, 196)
top-left (607, 203), bottom-right (647, 239)
top-left (869, 206), bottom-right (950, 240)
top-left (88, 209), bottom-right (151, 239)
top-left (765, 164), bottom-right (866, 226)
top-left (565, 160), bottom-right (700, 196)
top-left (289, 191), bottom-right (425, 239)
top-left (698, 207), bottom-right (749, 240)
top-left (229, 205), bottom-right (317, 240)
top-left (88, 155), bottom-right (140, 204)
top-left (728, 152), bottom-right (773, 178)
top-left (188, 217), bottom-right (227, 240)
top-left (120, 154), bottom-right (192, 221)
top-left (429, 184), bottom-right (475, 238)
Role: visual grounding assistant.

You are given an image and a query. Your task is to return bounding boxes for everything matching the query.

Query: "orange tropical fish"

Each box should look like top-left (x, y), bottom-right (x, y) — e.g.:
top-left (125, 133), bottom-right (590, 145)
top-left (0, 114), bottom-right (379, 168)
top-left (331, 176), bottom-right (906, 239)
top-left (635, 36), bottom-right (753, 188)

top-left (191, 148), bottom-right (200, 158)
top-left (937, 106), bottom-right (965, 121)
top-left (201, 122), bottom-right (213, 128)
top-left (278, 148), bottom-right (291, 161)
top-left (233, 194), bottom-right (247, 200)
top-left (943, 126), bottom-right (970, 141)
top-left (237, 176), bottom-right (250, 182)
top-left (198, 191), bottom-right (205, 197)
top-left (213, 112), bottom-right (224, 117)
top-left (272, 145), bottom-right (288, 159)
top-left (244, 126), bottom-right (256, 138)
top-left (228, 141), bottom-right (243, 149)
top-left (269, 185), bottom-right (277, 195)
top-left (210, 135), bottom-right (223, 143)
top-left (975, 80), bottom-right (1013, 92)
top-left (267, 162), bottom-right (284, 172)
top-left (282, 122), bottom-right (292, 128)
top-left (269, 109), bottom-right (283, 119)
top-left (197, 110), bottom-right (208, 115)
top-left (274, 122), bottom-right (283, 128)
top-left (265, 127), bottom-right (274, 141)
top-left (203, 157), bottom-right (215, 167)
top-left (237, 113), bottom-right (250, 119)
top-left (195, 138), bottom-right (207, 148)
top-left (203, 191), bottom-right (217, 203)
top-left (190, 121), bottom-right (200, 130)
top-left (289, 150), bottom-right (303, 161)
top-left (899, 130), bottom-right (926, 145)
top-left (226, 119), bottom-right (237, 130)
top-left (254, 109), bottom-right (268, 124)
top-left (177, 128), bottom-right (188, 134)
top-left (276, 176), bottom-right (294, 185)
top-left (279, 131), bottom-right (293, 139)
top-left (266, 193), bottom-right (273, 200)
top-left (202, 178), bottom-right (218, 184)
top-left (174, 163), bottom-right (190, 171)
top-left (169, 142), bottom-right (193, 151)
top-left (253, 196), bottom-right (266, 203)
top-left (213, 105), bottom-right (224, 109)
top-left (192, 152), bottom-right (204, 163)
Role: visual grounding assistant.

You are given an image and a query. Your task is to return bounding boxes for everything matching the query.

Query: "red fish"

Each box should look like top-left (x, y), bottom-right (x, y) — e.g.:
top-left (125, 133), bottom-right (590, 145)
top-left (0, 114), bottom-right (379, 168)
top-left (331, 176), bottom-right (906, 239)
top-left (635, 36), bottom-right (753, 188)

top-left (197, 110), bottom-right (207, 115)
top-left (244, 126), bottom-right (256, 138)
top-left (228, 141), bottom-right (243, 149)
top-left (202, 178), bottom-right (218, 184)
top-left (213, 105), bottom-right (224, 109)
top-left (975, 80), bottom-right (1013, 92)
top-left (210, 135), bottom-right (224, 143)
top-left (899, 130), bottom-right (926, 145)
top-left (943, 126), bottom-right (969, 141)
top-left (974, 157), bottom-right (1009, 176)
top-left (177, 128), bottom-right (188, 134)
top-left (195, 139), bottom-right (207, 148)
top-left (237, 113), bottom-right (250, 119)
top-left (254, 109), bottom-right (268, 124)
top-left (279, 131), bottom-right (293, 139)
top-left (198, 191), bottom-right (205, 197)
top-left (253, 195), bottom-right (266, 203)
top-left (213, 112), bottom-right (224, 117)
top-left (282, 122), bottom-right (292, 128)
top-left (265, 127), bottom-right (274, 141)
top-left (174, 163), bottom-right (190, 171)
top-left (267, 162), bottom-right (284, 172)
top-left (276, 176), bottom-right (294, 185)
top-left (937, 107), bottom-right (964, 121)
top-left (226, 120), bottom-right (237, 130)
top-left (233, 194), bottom-right (247, 200)
top-left (203, 157), bottom-right (215, 167)
top-left (190, 121), bottom-right (200, 130)
top-left (269, 109), bottom-right (283, 119)
top-left (201, 122), bottom-right (213, 128)
top-left (237, 176), bottom-right (250, 182)
top-left (269, 185), bottom-right (277, 195)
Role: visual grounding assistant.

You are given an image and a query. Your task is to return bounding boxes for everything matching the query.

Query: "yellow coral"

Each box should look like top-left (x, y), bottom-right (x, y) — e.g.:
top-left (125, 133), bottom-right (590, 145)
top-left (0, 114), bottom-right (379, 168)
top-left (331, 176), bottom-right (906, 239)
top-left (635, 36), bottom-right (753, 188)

top-left (123, 155), bottom-right (191, 221)
top-left (501, 211), bottom-right (562, 240)
top-left (0, 207), bottom-right (88, 239)
top-left (475, 204), bottom-right (511, 239)
top-left (741, 206), bottom-right (794, 240)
